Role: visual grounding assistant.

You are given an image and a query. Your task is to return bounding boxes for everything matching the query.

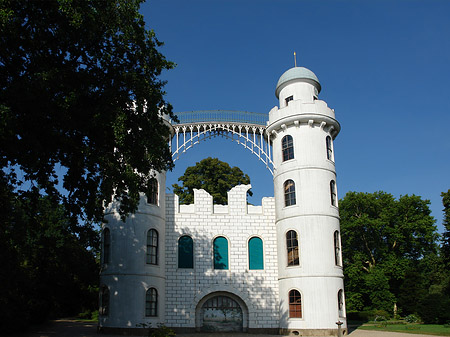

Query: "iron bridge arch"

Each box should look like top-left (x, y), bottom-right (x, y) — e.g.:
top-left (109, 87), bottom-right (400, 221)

top-left (170, 110), bottom-right (274, 174)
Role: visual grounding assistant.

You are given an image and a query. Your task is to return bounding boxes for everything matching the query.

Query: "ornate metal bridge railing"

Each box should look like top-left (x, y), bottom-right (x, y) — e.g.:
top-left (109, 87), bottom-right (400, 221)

top-left (170, 110), bottom-right (274, 174)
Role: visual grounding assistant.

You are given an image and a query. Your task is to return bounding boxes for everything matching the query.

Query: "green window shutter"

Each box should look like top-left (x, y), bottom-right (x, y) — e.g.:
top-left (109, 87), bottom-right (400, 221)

top-left (213, 237), bottom-right (228, 270)
top-left (178, 236), bottom-right (193, 268)
top-left (248, 237), bottom-right (264, 270)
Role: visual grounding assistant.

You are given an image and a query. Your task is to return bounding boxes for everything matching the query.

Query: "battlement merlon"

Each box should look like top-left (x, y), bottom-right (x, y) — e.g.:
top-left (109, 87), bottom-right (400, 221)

top-left (165, 184), bottom-right (274, 215)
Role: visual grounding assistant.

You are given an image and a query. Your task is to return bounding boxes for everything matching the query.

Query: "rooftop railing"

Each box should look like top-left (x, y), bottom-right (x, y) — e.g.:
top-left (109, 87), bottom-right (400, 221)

top-left (172, 110), bottom-right (268, 127)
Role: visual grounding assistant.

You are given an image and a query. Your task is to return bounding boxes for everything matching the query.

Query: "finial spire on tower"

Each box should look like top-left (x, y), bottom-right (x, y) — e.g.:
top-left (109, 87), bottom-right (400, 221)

top-left (294, 51), bottom-right (297, 67)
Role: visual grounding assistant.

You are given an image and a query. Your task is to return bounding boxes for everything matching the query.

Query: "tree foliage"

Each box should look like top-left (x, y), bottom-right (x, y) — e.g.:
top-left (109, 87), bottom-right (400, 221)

top-left (339, 191), bottom-right (438, 314)
top-left (441, 189), bottom-right (450, 267)
top-left (0, 0), bottom-right (175, 223)
top-left (172, 157), bottom-right (252, 205)
top-left (0, 180), bottom-right (98, 332)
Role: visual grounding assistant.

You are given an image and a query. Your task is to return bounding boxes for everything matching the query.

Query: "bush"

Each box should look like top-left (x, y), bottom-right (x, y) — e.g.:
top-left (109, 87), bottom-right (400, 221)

top-left (136, 323), bottom-right (175, 337)
top-left (347, 310), bottom-right (374, 322)
top-left (373, 309), bottom-right (391, 320)
top-left (418, 293), bottom-right (450, 324)
top-left (405, 314), bottom-right (419, 323)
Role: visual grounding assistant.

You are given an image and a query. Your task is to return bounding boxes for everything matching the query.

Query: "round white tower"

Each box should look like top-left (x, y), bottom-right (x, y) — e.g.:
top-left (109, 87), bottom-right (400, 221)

top-left (267, 67), bottom-right (346, 335)
top-left (99, 170), bottom-right (167, 333)
top-left (99, 113), bottom-right (173, 334)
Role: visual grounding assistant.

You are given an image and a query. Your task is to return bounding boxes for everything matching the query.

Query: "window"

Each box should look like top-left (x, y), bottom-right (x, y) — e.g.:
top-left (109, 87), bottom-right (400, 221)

top-left (248, 237), bottom-right (264, 270)
top-left (334, 230), bottom-right (341, 266)
top-left (330, 180), bottom-right (337, 206)
top-left (178, 235), bottom-right (193, 269)
top-left (102, 228), bottom-right (111, 265)
top-left (282, 135), bottom-right (294, 161)
top-left (146, 229), bottom-right (158, 265)
top-left (213, 236), bottom-right (229, 270)
top-left (284, 180), bottom-right (296, 207)
top-left (338, 289), bottom-right (344, 316)
top-left (100, 285), bottom-right (110, 316)
top-left (289, 290), bottom-right (302, 318)
top-left (145, 288), bottom-right (158, 317)
top-left (146, 178), bottom-right (158, 205)
top-left (286, 230), bottom-right (299, 266)
top-left (285, 95), bottom-right (294, 106)
top-left (326, 136), bottom-right (333, 161)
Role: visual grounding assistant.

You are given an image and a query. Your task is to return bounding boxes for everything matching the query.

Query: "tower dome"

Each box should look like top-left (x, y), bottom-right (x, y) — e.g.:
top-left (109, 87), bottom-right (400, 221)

top-left (275, 67), bottom-right (321, 98)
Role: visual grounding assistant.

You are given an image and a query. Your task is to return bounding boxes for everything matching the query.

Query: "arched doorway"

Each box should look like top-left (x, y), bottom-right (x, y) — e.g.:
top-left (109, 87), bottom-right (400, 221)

top-left (200, 295), bottom-right (244, 332)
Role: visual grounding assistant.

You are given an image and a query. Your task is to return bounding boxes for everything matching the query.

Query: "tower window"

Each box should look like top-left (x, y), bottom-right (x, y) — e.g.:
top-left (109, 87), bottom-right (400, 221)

top-left (102, 228), bottom-right (111, 265)
top-left (286, 230), bottom-right (299, 266)
top-left (146, 178), bottom-right (158, 205)
top-left (334, 230), bottom-right (341, 266)
top-left (248, 236), bottom-right (264, 270)
top-left (282, 135), bottom-right (294, 162)
top-left (178, 235), bottom-right (194, 269)
top-left (213, 236), bottom-right (229, 270)
top-left (145, 288), bottom-right (158, 317)
top-left (289, 289), bottom-right (302, 318)
top-left (284, 180), bottom-right (296, 207)
top-left (330, 180), bottom-right (337, 206)
top-left (100, 285), bottom-right (110, 316)
top-left (285, 95), bottom-right (294, 106)
top-left (146, 229), bottom-right (158, 265)
top-left (326, 136), bottom-right (333, 161)
top-left (338, 289), bottom-right (344, 316)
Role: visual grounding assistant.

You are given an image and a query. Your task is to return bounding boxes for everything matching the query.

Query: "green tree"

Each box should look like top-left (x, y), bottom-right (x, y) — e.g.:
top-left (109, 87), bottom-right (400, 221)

top-left (172, 157), bottom-right (252, 205)
top-left (0, 0), bottom-right (174, 223)
top-left (0, 181), bottom-right (99, 332)
top-left (339, 191), bottom-right (438, 315)
top-left (441, 189), bottom-right (450, 268)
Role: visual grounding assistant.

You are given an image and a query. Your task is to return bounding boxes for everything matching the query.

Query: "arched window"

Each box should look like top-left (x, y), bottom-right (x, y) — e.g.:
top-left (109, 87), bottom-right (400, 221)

top-left (100, 285), bottom-right (109, 316)
top-left (284, 180), bottom-right (296, 207)
top-left (146, 178), bottom-right (158, 205)
top-left (334, 230), bottom-right (341, 266)
top-left (248, 237), bottom-right (264, 270)
top-left (146, 229), bottom-right (158, 265)
top-left (338, 289), bottom-right (344, 316)
top-left (282, 135), bottom-right (294, 161)
top-left (213, 236), bottom-right (229, 270)
top-left (102, 228), bottom-right (111, 265)
top-left (286, 230), bottom-right (299, 266)
top-left (330, 180), bottom-right (337, 206)
top-left (289, 289), bottom-right (302, 318)
top-left (178, 235), bottom-right (193, 269)
top-left (326, 136), bottom-right (333, 161)
top-left (145, 288), bottom-right (158, 317)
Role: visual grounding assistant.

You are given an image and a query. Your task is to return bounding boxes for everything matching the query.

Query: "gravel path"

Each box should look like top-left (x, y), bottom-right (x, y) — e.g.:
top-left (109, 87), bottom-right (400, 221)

top-left (7, 319), bottom-right (448, 337)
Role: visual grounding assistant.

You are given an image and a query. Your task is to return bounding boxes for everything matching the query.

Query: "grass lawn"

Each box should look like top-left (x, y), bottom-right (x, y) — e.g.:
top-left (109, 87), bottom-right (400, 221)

top-left (358, 323), bottom-right (450, 336)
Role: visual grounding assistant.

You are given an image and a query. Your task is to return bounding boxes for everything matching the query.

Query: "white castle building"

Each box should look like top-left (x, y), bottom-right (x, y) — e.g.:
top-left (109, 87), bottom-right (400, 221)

top-left (99, 66), bottom-right (346, 335)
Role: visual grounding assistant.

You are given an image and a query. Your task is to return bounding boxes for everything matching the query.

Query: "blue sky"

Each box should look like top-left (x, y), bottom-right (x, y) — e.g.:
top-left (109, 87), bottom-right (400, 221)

top-left (141, 0), bottom-right (450, 232)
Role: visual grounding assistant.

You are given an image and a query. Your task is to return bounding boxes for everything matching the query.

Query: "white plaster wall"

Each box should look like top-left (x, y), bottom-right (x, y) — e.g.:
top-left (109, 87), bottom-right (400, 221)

top-left (278, 82), bottom-right (318, 106)
top-left (100, 171), bottom-right (167, 328)
top-left (279, 277), bottom-right (346, 329)
top-left (164, 185), bottom-right (279, 330)
top-left (270, 79), bottom-right (347, 333)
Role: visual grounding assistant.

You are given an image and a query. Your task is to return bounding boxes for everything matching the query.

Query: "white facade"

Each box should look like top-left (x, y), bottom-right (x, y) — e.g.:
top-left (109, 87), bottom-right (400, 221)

top-left (99, 66), bottom-right (346, 335)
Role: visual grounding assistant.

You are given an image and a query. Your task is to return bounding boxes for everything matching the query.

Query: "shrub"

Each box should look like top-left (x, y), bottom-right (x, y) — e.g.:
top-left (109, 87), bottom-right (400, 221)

top-left (405, 314), bottom-right (419, 323)
top-left (418, 293), bottom-right (450, 324)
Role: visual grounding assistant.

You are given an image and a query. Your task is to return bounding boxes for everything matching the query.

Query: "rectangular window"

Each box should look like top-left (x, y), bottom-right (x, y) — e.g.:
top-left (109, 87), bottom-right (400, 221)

top-left (285, 95), bottom-right (293, 106)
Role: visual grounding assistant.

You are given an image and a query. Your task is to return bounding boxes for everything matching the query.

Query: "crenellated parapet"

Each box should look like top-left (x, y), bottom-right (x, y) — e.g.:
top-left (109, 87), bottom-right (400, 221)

top-left (166, 184), bottom-right (274, 216)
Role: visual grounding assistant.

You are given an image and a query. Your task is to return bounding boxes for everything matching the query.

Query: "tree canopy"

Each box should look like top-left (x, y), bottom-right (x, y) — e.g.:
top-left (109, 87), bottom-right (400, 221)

top-left (0, 0), bottom-right (175, 223)
top-left (339, 191), bottom-right (439, 315)
top-left (0, 183), bottom-right (98, 332)
top-left (441, 189), bottom-right (450, 267)
top-left (172, 157), bottom-right (252, 205)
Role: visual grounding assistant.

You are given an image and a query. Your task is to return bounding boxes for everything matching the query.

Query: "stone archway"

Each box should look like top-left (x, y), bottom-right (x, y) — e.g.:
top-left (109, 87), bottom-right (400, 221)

top-left (195, 292), bottom-right (249, 332)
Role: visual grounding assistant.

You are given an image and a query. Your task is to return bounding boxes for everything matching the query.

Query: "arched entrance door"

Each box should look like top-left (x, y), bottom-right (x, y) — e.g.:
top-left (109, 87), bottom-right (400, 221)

top-left (201, 295), bottom-right (243, 332)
